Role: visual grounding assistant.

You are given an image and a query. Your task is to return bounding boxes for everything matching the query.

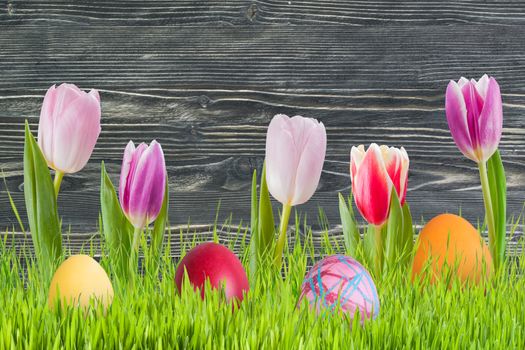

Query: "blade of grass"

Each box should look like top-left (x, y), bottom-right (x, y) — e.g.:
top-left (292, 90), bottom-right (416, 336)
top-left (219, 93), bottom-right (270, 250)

top-left (338, 193), bottom-right (359, 257)
top-left (2, 171), bottom-right (26, 233)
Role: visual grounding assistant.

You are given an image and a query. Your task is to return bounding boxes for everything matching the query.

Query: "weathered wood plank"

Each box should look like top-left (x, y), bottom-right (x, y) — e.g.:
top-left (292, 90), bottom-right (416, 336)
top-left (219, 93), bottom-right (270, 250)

top-left (0, 24), bottom-right (524, 246)
top-left (1, 25), bottom-right (525, 90)
top-left (3, 1), bottom-right (525, 26)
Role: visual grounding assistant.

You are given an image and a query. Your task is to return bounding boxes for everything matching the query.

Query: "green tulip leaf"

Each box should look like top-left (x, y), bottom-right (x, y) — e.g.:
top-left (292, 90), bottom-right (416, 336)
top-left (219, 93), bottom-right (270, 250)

top-left (338, 193), bottom-right (360, 257)
top-left (385, 188), bottom-right (403, 269)
top-left (363, 224), bottom-right (376, 271)
top-left (23, 121), bottom-right (62, 281)
top-left (487, 149), bottom-right (507, 267)
top-left (100, 161), bottom-right (133, 281)
top-left (401, 202), bottom-right (414, 265)
top-left (258, 162), bottom-right (275, 255)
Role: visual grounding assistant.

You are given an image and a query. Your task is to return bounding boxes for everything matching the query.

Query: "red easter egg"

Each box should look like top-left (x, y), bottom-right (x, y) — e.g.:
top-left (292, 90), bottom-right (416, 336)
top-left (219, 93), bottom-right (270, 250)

top-left (175, 242), bottom-right (249, 303)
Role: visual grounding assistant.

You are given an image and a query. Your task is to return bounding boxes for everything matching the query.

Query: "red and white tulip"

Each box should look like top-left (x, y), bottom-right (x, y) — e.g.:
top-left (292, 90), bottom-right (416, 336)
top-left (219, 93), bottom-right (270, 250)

top-left (350, 144), bottom-right (409, 227)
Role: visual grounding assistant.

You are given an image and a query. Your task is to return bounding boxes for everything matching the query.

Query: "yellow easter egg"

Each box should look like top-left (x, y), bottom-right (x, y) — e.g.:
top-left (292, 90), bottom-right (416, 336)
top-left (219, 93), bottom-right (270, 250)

top-left (48, 254), bottom-right (113, 311)
top-left (411, 213), bottom-right (493, 285)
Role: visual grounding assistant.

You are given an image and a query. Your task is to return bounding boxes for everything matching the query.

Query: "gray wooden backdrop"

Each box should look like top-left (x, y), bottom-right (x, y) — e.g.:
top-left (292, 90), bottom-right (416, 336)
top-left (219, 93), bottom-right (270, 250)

top-left (1, 1), bottom-right (524, 255)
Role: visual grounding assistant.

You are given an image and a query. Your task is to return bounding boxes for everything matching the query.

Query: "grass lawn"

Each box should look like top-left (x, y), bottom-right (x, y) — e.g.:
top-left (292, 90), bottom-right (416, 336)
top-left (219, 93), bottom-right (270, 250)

top-left (1, 219), bottom-right (524, 349)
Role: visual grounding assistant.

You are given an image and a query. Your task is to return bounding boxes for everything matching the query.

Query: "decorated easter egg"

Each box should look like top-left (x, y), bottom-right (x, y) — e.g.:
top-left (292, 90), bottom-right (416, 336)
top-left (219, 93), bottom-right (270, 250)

top-left (299, 255), bottom-right (379, 321)
top-left (411, 213), bottom-right (493, 285)
top-left (175, 242), bottom-right (249, 303)
top-left (48, 254), bottom-right (114, 311)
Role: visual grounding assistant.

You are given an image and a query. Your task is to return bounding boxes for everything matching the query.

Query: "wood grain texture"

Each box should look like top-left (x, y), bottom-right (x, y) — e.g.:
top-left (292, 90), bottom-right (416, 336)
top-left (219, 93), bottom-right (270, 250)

top-left (1, 2), bottom-right (525, 257)
top-left (2, 1), bottom-right (525, 26)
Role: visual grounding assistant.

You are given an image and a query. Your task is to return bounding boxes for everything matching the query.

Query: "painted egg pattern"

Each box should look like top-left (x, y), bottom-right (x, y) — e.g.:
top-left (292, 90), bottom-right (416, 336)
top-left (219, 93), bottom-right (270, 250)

top-left (299, 255), bottom-right (379, 321)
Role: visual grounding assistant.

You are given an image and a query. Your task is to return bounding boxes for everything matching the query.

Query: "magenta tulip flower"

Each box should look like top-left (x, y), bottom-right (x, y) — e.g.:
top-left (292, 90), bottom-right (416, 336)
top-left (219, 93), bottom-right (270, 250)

top-left (445, 74), bottom-right (503, 164)
top-left (265, 114), bottom-right (327, 206)
top-left (350, 144), bottom-right (409, 227)
top-left (119, 140), bottom-right (166, 230)
top-left (265, 114), bottom-right (326, 267)
top-left (38, 83), bottom-right (101, 175)
top-left (445, 75), bottom-right (506, 269)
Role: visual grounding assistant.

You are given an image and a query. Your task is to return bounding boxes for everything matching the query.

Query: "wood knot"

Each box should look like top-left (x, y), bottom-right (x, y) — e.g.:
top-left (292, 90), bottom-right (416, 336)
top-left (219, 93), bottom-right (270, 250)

top-left (233, 157), bottom-right (262, 180)
top-left (246, 3), bottom-right (257, 22)
top-left (197, 95), bottom-right (210, 108)
top-left (7, 1), bottom-right (14, 16)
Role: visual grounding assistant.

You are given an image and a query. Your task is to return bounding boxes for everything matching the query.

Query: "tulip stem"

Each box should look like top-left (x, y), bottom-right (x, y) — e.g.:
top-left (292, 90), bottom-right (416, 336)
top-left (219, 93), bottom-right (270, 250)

top-left (373, 225), bottom-right (383, 277)
top-left (478, 161), bottom-right (497, 268)
top-left (274, 204), bottom-right (292, 269)
top-left (129, 227), bottom-right (142, 277)
top-left (53, 171), bottom-right (64, 199)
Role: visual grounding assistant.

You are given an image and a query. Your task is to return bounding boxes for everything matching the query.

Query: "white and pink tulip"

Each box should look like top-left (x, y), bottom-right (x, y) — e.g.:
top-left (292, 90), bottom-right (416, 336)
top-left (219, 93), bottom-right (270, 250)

top-left (265, 114), bottom-right (327, 206)
top-left (38, 83), bottom-right (101, 174)
top-left (265, 114), bottom-right (327, 267)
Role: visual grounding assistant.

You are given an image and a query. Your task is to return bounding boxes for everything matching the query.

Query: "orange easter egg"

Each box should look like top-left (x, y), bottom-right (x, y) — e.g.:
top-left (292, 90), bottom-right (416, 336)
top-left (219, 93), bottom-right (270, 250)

top-left (48, 255), bottom-right (113, 311)
top-left (411, 213), bottom-right (492, 285)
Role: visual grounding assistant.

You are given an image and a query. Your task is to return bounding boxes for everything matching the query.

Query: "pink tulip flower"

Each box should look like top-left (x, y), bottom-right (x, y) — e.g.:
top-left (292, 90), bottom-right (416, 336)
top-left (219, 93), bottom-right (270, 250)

top-left (350, 144), bottom-right (409, 226)
top-left (38, 83), bottom-right (101, 174)
top-left (119, 140), bottom-right (166, 229)
top-left (265, 114), bottom-right (327, 206)
top-left (445, 74), bottom-right (503, 163)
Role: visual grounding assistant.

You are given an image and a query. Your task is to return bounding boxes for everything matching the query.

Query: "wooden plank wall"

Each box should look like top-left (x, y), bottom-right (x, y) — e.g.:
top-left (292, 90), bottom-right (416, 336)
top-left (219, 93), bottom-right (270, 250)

top-left (0, 1), bottom-right (524, 255)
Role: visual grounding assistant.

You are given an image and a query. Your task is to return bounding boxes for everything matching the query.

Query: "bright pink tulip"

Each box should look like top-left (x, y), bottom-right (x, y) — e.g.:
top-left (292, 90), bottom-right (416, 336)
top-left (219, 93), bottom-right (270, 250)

top-left (445, 74), bottom-right (503, 163)
top-left (119, 140), bottom-right (166, 229)
top-left (38, 83), bottom-right (101, 174)
top-left (350, 144), bottom-right (409, 226)
top-left (265, 114), bottom-right (326, 206)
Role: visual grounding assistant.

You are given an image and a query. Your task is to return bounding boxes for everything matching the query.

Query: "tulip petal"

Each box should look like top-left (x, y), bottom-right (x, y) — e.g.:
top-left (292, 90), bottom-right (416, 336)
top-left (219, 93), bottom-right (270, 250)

top-left (445, 80), bottom-right (478, 162)
top-left (352, 144), bottom-right (393, 226)
top-left (477, 77), bottom-right (503, 162)
top-left (291, 120), bottom-right (326, 205)
top-left (37, 85), bottom-right (58, 165)
top-left (53, 84), bottom-right (83, 123)
top-left (119, 141), bottom-right (136, 214)
top-left (89, 89), bottom-right (100, 102)
top-left (52, 92), bottom-right (101, 173)
top-left (288, 115), bottom-right (313, 151)
top-left (398, 147), bottom-right (409, 205)
top-left (121, 142), bottom-right (148, 217)
top-left (474, 74), bottom-right (490, 100)
top-left (458, 77), bottom-right (469, 88)
top-left (265, 114), bottom-right (300, 205)
top-left (350, 145), bottom-right (365, 180)
top-left (381, 146), bottom-right (402, 199)
top-left (128, 141), bottom-right (166, 228)
top-left (463, 82), bottom-right (486, 152)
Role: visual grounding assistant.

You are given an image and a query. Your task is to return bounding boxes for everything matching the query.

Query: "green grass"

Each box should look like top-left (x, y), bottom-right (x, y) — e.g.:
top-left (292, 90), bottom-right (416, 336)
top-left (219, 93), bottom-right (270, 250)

top-left (1, 218), bottom-right (525, 349)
